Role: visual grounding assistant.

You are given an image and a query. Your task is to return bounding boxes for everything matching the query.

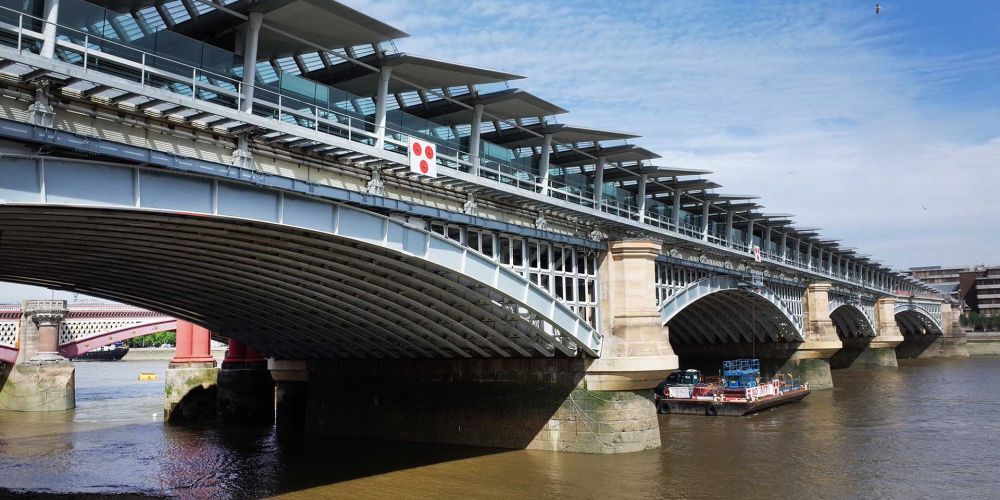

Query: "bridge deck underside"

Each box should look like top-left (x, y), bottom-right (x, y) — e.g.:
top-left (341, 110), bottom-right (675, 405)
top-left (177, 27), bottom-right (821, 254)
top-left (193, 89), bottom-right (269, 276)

top-left (666, 290), bottom-right (800, 345)
top-left (0, 205), bottom-right (585, 360)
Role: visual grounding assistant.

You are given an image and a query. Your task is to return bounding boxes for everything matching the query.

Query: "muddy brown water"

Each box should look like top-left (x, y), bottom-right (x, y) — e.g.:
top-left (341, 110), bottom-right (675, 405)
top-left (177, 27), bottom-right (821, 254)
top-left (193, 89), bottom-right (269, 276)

top-left (2, 357), bottom-right (1000, 499)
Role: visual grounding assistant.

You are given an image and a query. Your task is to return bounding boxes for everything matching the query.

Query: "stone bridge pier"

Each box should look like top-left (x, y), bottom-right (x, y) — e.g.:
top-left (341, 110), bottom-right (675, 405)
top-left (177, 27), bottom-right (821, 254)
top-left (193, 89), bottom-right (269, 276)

top-left (272, 239), bottom-right (677, 454)
top-left (0, 300), bottom-right (75, 411)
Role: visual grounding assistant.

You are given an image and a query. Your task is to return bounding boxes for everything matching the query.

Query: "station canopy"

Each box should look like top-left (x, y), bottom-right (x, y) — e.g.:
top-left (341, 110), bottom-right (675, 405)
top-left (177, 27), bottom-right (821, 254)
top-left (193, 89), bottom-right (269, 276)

top-left (600, 165), bottom-right (711, 183)
top-left (629, 178), bottom-right (721, 195)
top-left (483, 124), bottom-right (636, 149)
top-left (92, 0), bottom-right (410, 60)
top-left (312, 53), bottom-right (524, 97)
top-left (399, 89), bottom-right (564, 125)
top-left (544, 144), bottom-right (658, 168)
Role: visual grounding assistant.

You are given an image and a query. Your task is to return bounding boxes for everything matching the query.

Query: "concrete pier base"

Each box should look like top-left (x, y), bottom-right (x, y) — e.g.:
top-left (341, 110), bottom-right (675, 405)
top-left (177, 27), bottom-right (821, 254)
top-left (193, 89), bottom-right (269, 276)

top-left (164, 363), bottom-right (218, 424)
top-left (217, 367), bottom-right (274, 425)
top-left (896, 335), bottom-right (970, 359)
top-left (830, 339), bottom-right (900, 369)
top-left (773, 355), bottom-right (833, 390)
top-left (0, 360), bottom-right (75, 411)
top-left (305, 358), bottom-right (660, 454)
top-left (275, 381), bottom-right (308, 430)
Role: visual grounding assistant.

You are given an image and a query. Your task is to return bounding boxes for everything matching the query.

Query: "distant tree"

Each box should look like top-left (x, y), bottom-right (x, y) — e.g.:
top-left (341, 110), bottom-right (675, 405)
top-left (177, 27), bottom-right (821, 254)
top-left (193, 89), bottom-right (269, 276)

top-left (128, 331), bottom-right (176, 347)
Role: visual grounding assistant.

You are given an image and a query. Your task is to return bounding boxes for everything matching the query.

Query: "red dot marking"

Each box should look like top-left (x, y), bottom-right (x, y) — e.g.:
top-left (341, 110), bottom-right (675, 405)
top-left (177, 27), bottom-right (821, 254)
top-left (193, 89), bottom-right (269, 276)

top-left (412, 142), bottom-right (422, 156)
top-left (419, 160), bottom-right (429, 173)
top-left (425, 146), bottom-right (435, 159)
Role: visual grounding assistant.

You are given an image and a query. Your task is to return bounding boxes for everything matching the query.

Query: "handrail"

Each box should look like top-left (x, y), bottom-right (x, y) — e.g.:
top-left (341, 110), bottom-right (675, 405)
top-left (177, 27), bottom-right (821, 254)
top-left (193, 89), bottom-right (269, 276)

top-left (0, 5), bottom-right (921, 297)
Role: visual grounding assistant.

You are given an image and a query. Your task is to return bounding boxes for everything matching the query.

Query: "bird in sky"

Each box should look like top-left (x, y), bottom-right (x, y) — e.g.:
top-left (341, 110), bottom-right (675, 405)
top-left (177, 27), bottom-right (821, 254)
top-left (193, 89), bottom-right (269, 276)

top-left (875, 3), bottom-right (881, 14)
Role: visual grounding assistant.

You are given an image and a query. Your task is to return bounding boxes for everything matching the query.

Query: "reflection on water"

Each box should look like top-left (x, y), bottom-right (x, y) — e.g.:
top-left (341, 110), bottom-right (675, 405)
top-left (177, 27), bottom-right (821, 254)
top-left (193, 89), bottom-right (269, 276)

top-left (1, 358), bottom-right (1000, 498)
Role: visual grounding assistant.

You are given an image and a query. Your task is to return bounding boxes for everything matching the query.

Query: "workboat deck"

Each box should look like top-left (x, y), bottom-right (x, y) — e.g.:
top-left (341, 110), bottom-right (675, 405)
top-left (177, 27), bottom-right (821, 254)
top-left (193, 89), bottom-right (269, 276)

top-left (657, 387), bottom-right (811, 416)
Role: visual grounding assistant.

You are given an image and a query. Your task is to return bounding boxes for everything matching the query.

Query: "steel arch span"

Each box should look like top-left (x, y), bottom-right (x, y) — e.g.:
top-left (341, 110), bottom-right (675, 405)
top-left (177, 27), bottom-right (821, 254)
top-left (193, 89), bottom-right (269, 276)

top-left (659, 275), bottom-right (805, 344)
top-left (894, 303), bottom-right (944, 336)
top-left (829, 304), bottom-right (877, 338)
top-left (0, 158), bottom-right (601, 360)
top-left (59, 319), bottom-right (177, 358)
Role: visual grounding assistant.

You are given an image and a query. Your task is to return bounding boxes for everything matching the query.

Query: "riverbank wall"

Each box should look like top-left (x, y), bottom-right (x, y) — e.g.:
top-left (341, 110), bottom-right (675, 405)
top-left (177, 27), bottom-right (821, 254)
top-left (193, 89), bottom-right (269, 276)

top-left (966, 332), bottom-right (1000, 356)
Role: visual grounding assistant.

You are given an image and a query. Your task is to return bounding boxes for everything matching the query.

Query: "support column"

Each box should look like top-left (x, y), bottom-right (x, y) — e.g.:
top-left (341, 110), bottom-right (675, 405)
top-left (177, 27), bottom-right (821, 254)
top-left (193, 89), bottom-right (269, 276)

top-left (238, 11), bottom-right (264, 113)
top-left (468, 102), bottom-right (483, 175)
top-left (374, 66), bottom-right (393, 150)
top-left (724, 208), bottom-right (734, 247)
top-left (776, 283), bottom-right (842, 389)
top-left (39, 0), bottom-right (60, 59)
top-left (636, 174), bottom-right (648, 223)
top-left (538, 133), bottom-right (552, 196)
top-left (700, 200), bottom-right (710, 240)
top-left (0, 300), bottom-right (74, 411)
top-left (590, 239), bottom-right (678, 389)
top-left (218, 339), bottom-right (274, 425)
top-left (593, 155), bottom-right (605, 206)
top-left (269, 359), bottom-right (309, 430)
top-left (671, 188), bottom-right (681, 227)
top-left (164, 320), bottom-right (218, 423)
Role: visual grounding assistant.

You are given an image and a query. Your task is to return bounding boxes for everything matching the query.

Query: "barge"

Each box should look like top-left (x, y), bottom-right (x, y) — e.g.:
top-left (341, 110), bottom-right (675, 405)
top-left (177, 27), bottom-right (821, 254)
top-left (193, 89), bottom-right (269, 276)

top-left (654, 359), bottom-right (810, 416)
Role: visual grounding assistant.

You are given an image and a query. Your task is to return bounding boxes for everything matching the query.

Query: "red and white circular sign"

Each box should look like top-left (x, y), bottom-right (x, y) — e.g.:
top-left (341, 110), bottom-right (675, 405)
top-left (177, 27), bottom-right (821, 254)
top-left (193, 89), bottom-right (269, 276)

top-left (408, 138), bottom-right (437, 177)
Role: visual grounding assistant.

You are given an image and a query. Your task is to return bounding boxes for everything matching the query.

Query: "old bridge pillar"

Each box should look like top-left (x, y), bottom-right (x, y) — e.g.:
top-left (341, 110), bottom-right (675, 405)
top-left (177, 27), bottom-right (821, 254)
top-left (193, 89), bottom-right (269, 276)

top-left (0, 300), bottom-right (74, 411)
top-left (864, 297), bottom-right (905, 367)
top-left (217, 339), bottom-right (274, 425)
top-left (164, 320), bottom-right (218, 423)
top-left (778, 283), bottom-right (842, 389)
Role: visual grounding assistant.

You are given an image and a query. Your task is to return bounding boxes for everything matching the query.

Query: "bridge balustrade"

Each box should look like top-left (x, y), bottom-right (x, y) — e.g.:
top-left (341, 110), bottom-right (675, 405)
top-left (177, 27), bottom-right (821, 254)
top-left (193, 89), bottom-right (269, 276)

top-left (0, 2), bottom-right (914, 297)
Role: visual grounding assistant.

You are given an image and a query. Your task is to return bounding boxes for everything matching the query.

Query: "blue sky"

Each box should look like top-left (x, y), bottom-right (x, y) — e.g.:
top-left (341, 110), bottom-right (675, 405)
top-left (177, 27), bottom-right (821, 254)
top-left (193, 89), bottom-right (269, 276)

top-left (347, 0), bottom-right (999, 268)
top-left (1, 1), bottom-right (997, 302)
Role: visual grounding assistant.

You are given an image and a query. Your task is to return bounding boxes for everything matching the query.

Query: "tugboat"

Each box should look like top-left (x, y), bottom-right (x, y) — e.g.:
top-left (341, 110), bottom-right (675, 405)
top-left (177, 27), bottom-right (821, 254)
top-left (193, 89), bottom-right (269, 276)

top-left (72, 341), bottom-right (130, 361)
top-left (654, 359), bottom-right (810, 416)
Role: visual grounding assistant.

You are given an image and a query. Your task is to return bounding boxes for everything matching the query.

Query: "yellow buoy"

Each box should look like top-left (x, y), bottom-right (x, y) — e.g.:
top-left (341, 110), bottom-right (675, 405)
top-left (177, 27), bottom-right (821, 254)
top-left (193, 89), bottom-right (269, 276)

top-left (138, 372), bottom-right (158, 381)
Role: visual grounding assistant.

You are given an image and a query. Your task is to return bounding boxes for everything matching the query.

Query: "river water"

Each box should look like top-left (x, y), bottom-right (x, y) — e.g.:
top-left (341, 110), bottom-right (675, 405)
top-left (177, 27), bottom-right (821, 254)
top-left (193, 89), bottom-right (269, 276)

top-left (2, 358), bottom-right (1000, 499)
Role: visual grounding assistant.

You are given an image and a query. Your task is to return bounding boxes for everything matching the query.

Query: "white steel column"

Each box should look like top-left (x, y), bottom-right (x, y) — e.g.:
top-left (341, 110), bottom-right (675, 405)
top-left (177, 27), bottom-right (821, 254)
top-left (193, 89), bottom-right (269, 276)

top-left (538, 133), bottom-right (553, 195)
top-left (637, 174), bottom-right (648, 223)
top-left (239, 11), bottom-right (264, 113)
top-left (593, 155), bottom-right (605, 205)
top-left (671, 187), bottom-right (682, 228)
top-left (700, 200), bottom-right (710, 240)
top-left (40, 0), bottom-right (60, 59)
top-left (746, 217), bottom-right (754, 249)
top-left (374, 66), bottom-right (393, 149)
top-left (780, 232), bottom-right (788, 260)
top-left (765, 225), bottom-right (773, 256)
top-left (806, 242), bottom-right (813, 269)
top-left (724, 208), bottom-right (734, 246)
top-left (468, 102), bottom-right (484, 175)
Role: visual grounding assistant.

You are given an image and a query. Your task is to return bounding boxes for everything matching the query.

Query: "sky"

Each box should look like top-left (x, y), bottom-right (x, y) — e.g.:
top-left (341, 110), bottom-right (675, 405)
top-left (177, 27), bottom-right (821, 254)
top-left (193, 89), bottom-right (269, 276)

top-left (1, 1), bottom-right (998, 302)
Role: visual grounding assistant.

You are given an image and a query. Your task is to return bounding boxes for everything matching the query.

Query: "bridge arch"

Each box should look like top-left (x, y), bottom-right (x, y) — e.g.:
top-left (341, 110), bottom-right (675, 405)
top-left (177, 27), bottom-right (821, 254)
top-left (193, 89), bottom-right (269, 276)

top-left (829, 304), bottom-right (876, 339)
top-left (0, 157), bottom-right (600, 360)
top-left (660, 275), bottom-right (805, 344)
top-left (894, 306), bottom-right (944, 336)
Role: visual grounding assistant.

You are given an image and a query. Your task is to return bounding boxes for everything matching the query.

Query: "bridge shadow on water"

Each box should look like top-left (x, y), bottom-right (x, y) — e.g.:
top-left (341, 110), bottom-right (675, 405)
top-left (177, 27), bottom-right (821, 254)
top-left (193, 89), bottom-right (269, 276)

top-left (0, 412), bottom-right (511, 498)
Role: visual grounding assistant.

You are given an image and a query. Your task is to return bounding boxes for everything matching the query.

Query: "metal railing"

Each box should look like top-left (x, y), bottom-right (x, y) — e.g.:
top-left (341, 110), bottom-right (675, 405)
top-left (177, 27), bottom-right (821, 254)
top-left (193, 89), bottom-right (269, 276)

top-left (0, 5), bottom-right (914, 296)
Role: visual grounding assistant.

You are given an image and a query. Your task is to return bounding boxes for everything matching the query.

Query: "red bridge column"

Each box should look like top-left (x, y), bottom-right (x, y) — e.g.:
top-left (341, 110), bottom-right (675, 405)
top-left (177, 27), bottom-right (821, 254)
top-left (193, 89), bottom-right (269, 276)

top-left (218, 338), bottom-right (274, 425)
top-left (164, 320), bottom-right (218, 424)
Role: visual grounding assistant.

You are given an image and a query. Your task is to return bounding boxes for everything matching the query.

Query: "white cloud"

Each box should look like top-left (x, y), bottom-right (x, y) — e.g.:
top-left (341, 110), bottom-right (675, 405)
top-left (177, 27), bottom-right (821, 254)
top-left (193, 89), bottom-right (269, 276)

top-left (342, 0), bottom-right (1000, 268)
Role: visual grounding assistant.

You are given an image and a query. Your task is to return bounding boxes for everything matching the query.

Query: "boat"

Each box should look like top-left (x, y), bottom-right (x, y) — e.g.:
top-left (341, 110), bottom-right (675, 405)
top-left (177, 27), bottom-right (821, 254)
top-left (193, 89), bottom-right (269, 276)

top-left (72, 341), bottom-right (130, 361)
top-left (653, 359), bottom-right (810, 416)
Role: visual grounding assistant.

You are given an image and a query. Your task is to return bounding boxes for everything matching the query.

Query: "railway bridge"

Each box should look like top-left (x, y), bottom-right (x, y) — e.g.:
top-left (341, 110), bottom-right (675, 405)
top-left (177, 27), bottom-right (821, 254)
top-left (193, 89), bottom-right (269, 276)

top-left (0, 0), bottom-right (965, 453)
